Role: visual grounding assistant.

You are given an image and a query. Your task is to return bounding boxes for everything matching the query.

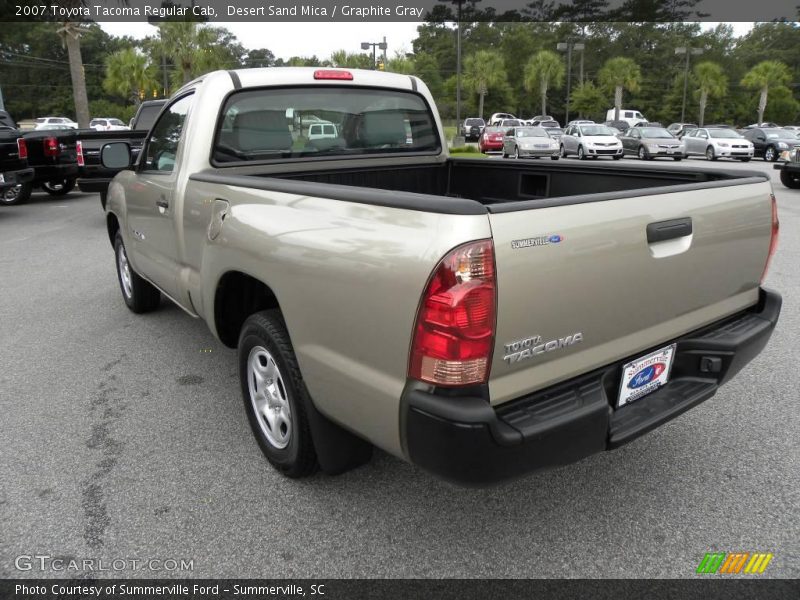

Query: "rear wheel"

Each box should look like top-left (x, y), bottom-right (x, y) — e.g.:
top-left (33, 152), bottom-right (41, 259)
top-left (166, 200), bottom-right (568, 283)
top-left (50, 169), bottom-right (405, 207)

top-left (1, 183), bottom-right (32, 206)
top-left (577, 145), bottom-right (586, 160)
top-left (764, 146), bottom-right (778, 162)
top-left (114, 232), bottom-right (160, 313)
top-left (239, 310), bottom-right (318, 478)
top-left (706, 146), bottom-right (717, 161)
top-left (42, 178), bottom-right (76, 196)
top-left (780, 169), bottom-right (800, 189)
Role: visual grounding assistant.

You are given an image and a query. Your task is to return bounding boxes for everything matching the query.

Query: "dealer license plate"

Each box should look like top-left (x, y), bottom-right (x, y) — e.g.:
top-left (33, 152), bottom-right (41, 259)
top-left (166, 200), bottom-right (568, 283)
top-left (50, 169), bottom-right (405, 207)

top-left (617, 344), bottom-right (676, 408)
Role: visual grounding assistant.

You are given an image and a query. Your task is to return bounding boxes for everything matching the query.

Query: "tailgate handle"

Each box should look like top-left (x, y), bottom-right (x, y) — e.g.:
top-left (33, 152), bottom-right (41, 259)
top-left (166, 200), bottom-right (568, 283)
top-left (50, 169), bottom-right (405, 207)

top-left (647, 218), bottom-right (692, 243)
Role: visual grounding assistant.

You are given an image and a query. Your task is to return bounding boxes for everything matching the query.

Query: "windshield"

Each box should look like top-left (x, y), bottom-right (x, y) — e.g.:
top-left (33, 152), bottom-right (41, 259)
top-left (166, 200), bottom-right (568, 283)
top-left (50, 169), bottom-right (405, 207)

top-left (639, 128), bottom-right (674, 139)
top-left (580, 125), bottom-right (616, 136)
top-left (763, 129), bottom-right (793, 139)
top-left (501, 120), bottom-right (521, 126)
top-left (213, 87), bottom-right (439, 163)
top-left (516, 128), bottom-right (548, 138)
top-left (484, 126), bottom-right (504, 134)
top-left (709, 129), bottom-right (743, 139)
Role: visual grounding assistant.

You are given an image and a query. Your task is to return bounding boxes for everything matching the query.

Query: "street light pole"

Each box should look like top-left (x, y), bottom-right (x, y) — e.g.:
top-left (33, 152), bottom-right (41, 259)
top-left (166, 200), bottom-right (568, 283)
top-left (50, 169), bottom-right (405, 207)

top-left (557, 41), bottom-right (584, 124)
top-left (675, 46), bottom-right (704, 123)
top-left (361, 41), bottom-right (388, 70)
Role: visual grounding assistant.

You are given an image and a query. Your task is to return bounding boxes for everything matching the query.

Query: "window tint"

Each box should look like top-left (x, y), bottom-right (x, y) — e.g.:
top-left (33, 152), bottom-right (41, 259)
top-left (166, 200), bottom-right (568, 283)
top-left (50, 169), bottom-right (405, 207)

top-left (213, 87), bottom-right (439, 163)
top-left (135, 104), bottom-right (166, 130)
top-left (142, 94), bottom-right (193, 172)
top-left (624, 112), bottom-right (633, 118)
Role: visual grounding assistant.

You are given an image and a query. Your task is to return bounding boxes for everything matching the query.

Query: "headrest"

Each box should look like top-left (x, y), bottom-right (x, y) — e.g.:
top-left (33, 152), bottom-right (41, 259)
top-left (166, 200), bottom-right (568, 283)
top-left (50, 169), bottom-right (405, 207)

top-left (233, 110), bottom-right (292, 152)
top-left (361, 111), bottom-right (407, 146)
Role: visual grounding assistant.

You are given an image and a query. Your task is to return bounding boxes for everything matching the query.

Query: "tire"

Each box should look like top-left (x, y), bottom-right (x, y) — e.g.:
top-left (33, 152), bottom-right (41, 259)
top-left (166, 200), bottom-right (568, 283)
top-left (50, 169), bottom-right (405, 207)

top-left (706, 146), bottom-right (717, 161)
top-left (550, 154), bottom-right (559, 160)
top-left (114, 231), bottom-right (160, 313)
top-left (638, 146), bottom-right (651, 161)
top-left (673, 157), bottom-right (682, 161)
top-left (0, 183), bottom-right (32, 206)
top-left (613, 155), bottom-right (623, 160)
top-left (239, 310), bottom-right (318, 478)
top-left (514, 146), bottom-right (520, 159)
top-left (560, 144), bottom-right (567, 158)
top-left (764, 146), bottom-right (778, 162)
top-left (780, 169), bottom-right (800, 189)
top-left (501, 148), bottom-right (508, 158)
top-left (577, 145), bottom-right (586, 160)
top-left (738, 157), bottom-right (752, 162)
top-left (42, 178), bottom-right (76, 196)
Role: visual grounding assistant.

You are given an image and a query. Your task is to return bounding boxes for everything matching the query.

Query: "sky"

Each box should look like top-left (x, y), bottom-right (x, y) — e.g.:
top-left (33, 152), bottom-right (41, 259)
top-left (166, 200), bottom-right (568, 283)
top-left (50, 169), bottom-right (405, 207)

top-left (99, 22), bottom-right (756, 62)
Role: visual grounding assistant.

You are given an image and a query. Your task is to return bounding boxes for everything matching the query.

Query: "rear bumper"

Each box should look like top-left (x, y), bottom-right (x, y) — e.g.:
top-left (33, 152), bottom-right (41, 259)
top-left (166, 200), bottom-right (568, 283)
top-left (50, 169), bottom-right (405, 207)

top-left (518, 148), bottom-right (559, 158)
top-left (0, 167), bottom-right (34, 189)
top-left (403, 288), bottom-right (781, 486)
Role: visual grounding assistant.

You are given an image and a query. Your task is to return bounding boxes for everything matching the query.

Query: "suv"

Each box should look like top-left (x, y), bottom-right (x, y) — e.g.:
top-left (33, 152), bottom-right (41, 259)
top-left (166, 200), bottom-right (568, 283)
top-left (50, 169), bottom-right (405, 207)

top-left (459, 117), bottom-right (485, 141)
top-left (90, 118), bottom-right (129, 131)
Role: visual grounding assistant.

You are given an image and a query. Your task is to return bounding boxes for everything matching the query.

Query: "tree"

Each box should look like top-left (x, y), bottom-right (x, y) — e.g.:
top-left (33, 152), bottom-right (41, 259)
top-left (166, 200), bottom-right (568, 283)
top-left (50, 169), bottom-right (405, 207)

top-left (524, 50), bottom-right (565, 117)
top-left (103, 48), bottom-right (158, 106)
top-left (243, 48), bottom-right (275, 68)
top-left (693, 61), bottom-right (727, 126)
top-left (329, 50), bottom-right (374, 69)
top-left (58, 20), bottom-right (91, 128)
top-left (462, 50), bottom-right (507, 120)
top-left (153, 22), bottom-right (241, 88)
top-left (598, 57), bottom-right (641, 121)
top-left (741, 60), bottom-right (792, 125)
top-left (570, 81), bottom-right (606, 120)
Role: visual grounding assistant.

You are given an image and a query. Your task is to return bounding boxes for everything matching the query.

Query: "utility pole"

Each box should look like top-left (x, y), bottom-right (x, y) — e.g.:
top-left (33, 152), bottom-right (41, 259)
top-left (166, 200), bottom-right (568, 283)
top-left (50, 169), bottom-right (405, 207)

top-left (557, 41), bottom-right (584, 123)
top-left (675, 46), bottom-right (704, 123)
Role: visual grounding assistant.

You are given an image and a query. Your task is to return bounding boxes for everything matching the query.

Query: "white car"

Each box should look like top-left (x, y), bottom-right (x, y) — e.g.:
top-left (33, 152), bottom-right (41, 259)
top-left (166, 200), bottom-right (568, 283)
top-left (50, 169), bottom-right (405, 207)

top-left (488, 112), bottom-right (516, 126)
top-left (560, 124), bottom-right (624, 160)
top-left (90, 117), bottom-right (129, 131)
top-left (307, 122), bottom-right (338, 140)
top-left (501, 126), bottom-right (560, 159)
top-left (682, 127), bottom-right (754, 161)
top-left (34, 117), bottom-right (78, 130)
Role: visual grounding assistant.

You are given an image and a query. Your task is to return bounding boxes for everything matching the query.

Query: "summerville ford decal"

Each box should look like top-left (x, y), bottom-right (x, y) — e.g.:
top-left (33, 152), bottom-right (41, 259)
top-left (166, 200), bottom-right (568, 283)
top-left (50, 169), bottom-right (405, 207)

top-left (511, 234), bottom-right (564, 249)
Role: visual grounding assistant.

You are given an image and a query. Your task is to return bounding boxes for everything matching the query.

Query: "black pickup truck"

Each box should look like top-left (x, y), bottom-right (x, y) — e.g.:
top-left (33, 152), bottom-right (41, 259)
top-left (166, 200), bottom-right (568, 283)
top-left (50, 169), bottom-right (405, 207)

top-left (77, 99), bottom-right (166, 208)
top-left (0, 121), bottom-right (34, 205)
top-left (0, 110), bottom-right (80, 204)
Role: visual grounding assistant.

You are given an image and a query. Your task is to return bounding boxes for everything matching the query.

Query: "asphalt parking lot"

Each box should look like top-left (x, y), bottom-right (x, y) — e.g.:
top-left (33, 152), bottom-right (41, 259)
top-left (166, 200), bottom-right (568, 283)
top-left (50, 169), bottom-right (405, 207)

top-left (1, 157), bottom-right (798, 579)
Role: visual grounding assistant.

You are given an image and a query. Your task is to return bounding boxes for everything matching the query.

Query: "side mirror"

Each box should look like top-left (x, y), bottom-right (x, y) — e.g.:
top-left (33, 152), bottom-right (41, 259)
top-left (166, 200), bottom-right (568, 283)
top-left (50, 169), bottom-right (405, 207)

top-left (101, 142), bottom-right (132, 169)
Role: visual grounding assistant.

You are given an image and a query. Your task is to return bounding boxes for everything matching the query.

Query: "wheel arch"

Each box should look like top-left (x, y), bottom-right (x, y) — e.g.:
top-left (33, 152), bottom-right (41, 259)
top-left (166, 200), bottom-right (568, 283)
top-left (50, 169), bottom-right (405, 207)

top-left (213, 271), bottom-right (282, 348)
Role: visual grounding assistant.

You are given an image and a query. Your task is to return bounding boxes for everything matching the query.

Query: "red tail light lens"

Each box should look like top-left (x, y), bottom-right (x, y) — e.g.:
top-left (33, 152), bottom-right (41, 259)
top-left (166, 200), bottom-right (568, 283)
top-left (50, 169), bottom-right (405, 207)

top-left (43, 136), bottom-right (59, 157)
top-left (76, 140), bottom-right (84, 166)
top-left (313, 69), bottom-right (353, 80)
top-left (409, 240), bottom-right (497, 386)
top-left (16, 138), bottom-right (27, 160)
top-left (760, 193), bottom-right (779, 283)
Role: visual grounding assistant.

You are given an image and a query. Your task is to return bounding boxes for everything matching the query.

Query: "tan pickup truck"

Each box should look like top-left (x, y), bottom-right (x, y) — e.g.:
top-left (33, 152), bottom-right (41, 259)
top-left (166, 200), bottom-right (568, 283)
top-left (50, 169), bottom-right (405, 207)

top-left (101, 68), bottom-right (781, 485)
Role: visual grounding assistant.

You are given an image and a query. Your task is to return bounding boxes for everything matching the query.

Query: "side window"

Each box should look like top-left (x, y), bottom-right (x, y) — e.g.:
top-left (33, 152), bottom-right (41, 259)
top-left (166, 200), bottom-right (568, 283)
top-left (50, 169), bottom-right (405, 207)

top-left (142, 94), bottom-right (193, 172)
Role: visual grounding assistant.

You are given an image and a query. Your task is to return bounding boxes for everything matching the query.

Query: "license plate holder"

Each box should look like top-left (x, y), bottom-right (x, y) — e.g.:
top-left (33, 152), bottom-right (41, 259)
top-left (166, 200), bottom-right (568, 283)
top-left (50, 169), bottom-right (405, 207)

top-left (617, 344), bottom-right (676, 408)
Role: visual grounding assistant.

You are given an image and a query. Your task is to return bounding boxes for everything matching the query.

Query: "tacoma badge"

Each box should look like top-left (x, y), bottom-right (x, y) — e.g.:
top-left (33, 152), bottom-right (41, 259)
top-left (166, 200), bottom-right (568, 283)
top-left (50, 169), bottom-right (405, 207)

top-left (503, 332), bottom-right (584, 364)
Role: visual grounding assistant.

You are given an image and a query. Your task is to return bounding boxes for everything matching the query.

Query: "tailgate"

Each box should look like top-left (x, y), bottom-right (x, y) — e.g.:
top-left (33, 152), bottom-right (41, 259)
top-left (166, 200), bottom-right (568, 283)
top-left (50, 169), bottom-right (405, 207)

top-left (487, 181), bottom-right (774, 405)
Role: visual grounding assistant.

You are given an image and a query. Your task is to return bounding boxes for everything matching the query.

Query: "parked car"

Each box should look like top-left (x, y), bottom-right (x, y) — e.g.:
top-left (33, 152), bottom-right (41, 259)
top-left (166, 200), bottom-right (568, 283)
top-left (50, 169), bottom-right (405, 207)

top-left (33, 116), bottom-right (78, 130)
top-left (77, 99), bottom-right (167, 208)
top-left (90, 118), bottom-right (129, 131)
top-left (773, 144), bottom-right (800, 188)
top-left (488, 112), bottom-right (516, 126)
top-left (619, 126), bottom-right (684, 161)
top-left (604, 119), bottom-right (630, 133)
top-left (605, 108), bottom-right (646, 128)
top-left (667, 122), bottom-right (698, 138)
top-left (499, 119), bottom-right (522, 129)
top-left (544, 126), bottom-right (564, 141)
top-left (459, 117), bottom-right (485, 141)
top-left (0, 125), bottom-right (35, 205)
top-left (632, 121), bottom-right (662, 128)
top-left (502, 126), bottom-right (559, 159)
top-left (478, 125), bottom-right (505, 153)
top-left (682, 127), bottom-right (754, 161)
top-left (531, 119), bottom-right (560, 129)
top-left (742, 127), bottom-right (800, 162)
top-left (742, 122), bottom-right (779, 129)
top-left (100, 67), bottom-right (781, 485)
top-left (307, 122), bottom-right (338, 140)
top-left (567, 119), bottom-right (595, 126)
top-left (560, 123), bottom-right (624, 159)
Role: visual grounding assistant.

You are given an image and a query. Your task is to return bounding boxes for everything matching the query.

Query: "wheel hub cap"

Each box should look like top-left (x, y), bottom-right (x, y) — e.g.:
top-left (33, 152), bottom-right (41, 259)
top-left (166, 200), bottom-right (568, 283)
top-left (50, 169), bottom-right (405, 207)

top-left (247, 346), bottom-right (291, 449)
top-left (118, 246), bottom-right (133, 299)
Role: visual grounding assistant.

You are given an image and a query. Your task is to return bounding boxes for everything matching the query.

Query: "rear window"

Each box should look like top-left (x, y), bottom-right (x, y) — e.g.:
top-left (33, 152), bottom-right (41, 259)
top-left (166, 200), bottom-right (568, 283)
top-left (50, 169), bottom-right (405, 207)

top-left (465, 118), bottom-right (484, 126)
top-left (213, 86), bottom-right (440, 164)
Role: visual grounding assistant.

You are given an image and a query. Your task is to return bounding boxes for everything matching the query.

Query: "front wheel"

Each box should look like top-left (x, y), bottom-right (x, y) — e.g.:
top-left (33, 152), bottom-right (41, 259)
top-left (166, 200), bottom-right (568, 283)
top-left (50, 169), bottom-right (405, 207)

top-left (514, 146), bottom-right (520, 159)
top-left (114, 232), bottom-right (160, 313)
top-left (764, 146), bottom-right (778, 162)
top-left (706, 146), bottom-right (717, 161)
top-left (577, 146), bottom-right (586, 160)
top-left (559, 145), bottom-right (567, 158)
top-left (239, 310), bottom-right (318, 478)
top-left (638, 146), bottom-right (651, 161)
top-left (1, 183), bottom-right (32, 206)
top-left (780, 169), bottom-right (800, 189)
top-left (42, 178), bottom-right (76, 196)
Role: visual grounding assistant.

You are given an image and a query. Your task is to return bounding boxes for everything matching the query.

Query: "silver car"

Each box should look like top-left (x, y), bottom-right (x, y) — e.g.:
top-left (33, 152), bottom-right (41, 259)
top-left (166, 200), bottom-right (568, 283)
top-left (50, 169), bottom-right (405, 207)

top-left (619, 126), bottom-right (684, 161)
top-left (502, 127), bottom-right (560, 159)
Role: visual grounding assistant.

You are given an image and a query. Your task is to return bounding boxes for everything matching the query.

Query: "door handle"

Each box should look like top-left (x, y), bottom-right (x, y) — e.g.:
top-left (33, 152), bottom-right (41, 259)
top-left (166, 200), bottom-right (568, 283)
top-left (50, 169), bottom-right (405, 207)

top-left (647, 217), bottom-right (692, 243)
top-left (156, 198), bottom-right (169, 210)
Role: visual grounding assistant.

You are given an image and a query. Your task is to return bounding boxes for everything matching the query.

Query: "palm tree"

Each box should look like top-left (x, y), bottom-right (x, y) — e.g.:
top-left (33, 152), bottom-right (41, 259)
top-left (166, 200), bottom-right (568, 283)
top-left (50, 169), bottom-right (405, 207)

top-left (741, 60), bottom-right (792, 125)
top-left (103, 49), bottom-right (159, 107)
top-left (57, 19), bottom-right (90, 128)
top-left (523, 50), bottom-right (565, 117)
top-left (155, 22), bottom-right (234, 88)
top-left (693, 61), bottom-right (727, 127)
top-left (463, 50), bottom-right (507, 120)
top-left (598, 57), bottom-right (642, 122)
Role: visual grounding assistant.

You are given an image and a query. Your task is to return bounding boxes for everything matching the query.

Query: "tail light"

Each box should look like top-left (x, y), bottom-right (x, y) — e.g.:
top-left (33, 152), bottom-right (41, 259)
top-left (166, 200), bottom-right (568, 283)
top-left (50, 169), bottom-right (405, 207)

top-left (760, 194), bottom-right (779, 283)
top-left (43, 136), bottom-right (59, 158)
top-left (16, 138), bottom-right (27, 160)
top-left (313, 69), bottom-right (353, 80)
top-left (409, 240), bottom-right (497, 386)
top-left (76, 140), bottom-right (84, 166)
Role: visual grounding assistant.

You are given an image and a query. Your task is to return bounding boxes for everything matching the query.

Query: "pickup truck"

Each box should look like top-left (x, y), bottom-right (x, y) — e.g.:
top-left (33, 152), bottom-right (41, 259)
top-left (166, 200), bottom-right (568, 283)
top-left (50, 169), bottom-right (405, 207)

top-left (774, 144), bottom-right (800, 188)
top-left (77, 99), bottom-right (166, 209)
top-left (0, 128), bottom-right (34, 205)
top-left (101, 68), bottom-right (781, 485)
